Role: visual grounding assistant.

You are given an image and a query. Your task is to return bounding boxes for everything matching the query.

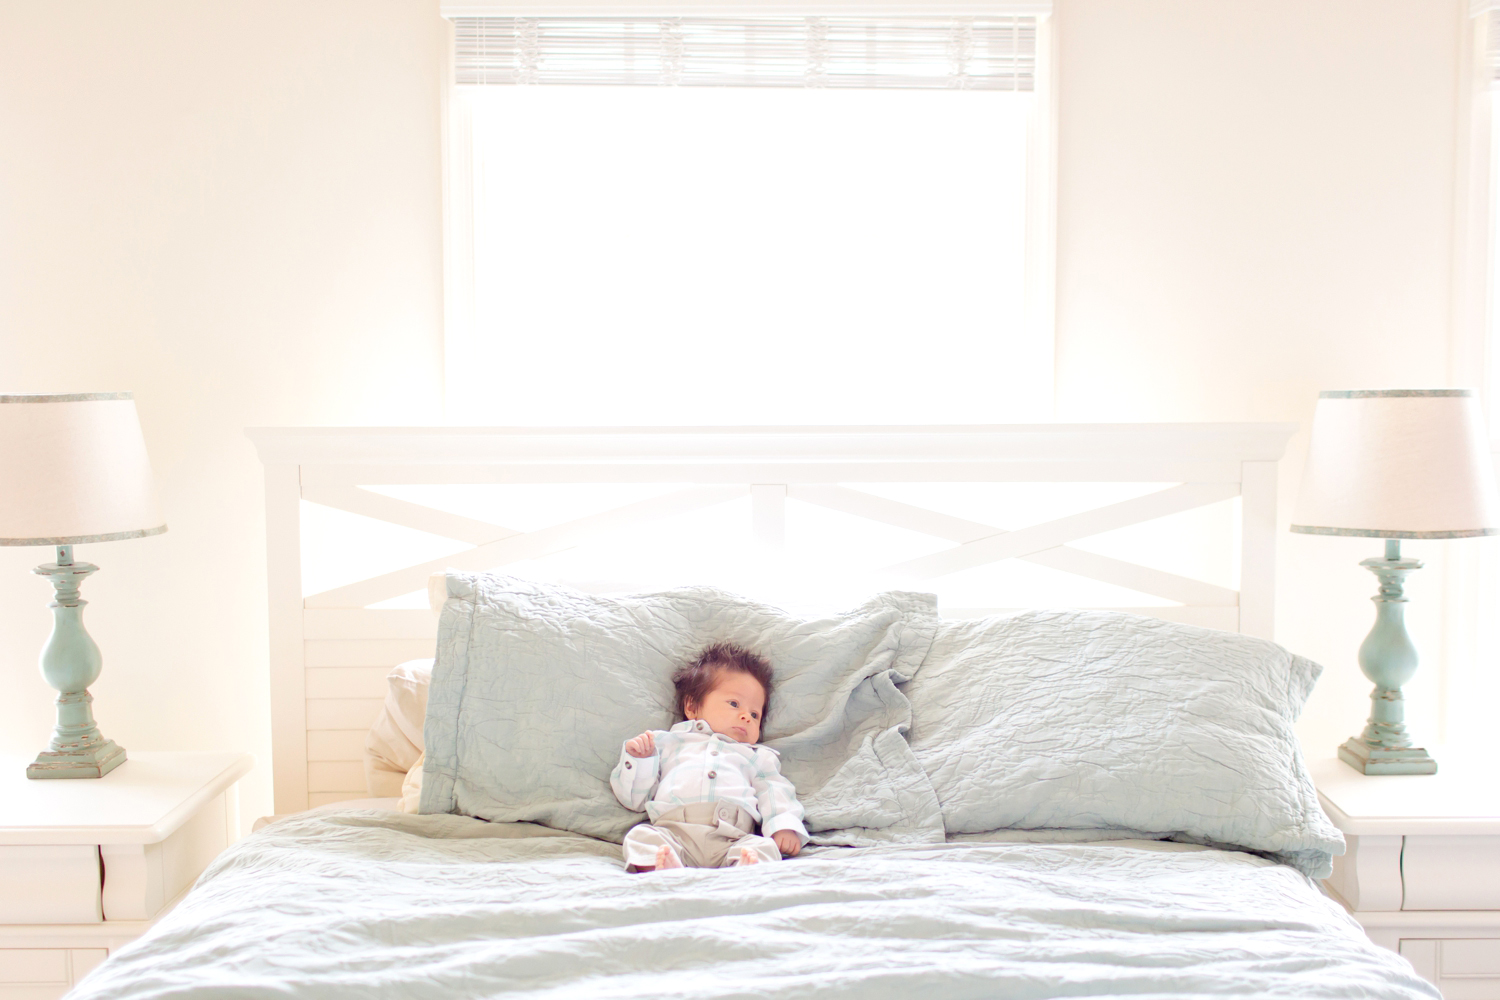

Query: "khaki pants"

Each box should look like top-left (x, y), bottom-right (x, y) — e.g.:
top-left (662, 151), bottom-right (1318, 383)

top-left (623, 802), bottom-right (782, 869)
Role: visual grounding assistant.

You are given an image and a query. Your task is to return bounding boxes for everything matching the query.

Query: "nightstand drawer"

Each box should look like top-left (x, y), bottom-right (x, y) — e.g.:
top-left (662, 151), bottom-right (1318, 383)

top-left (0, 847), bottom-right (101, 924)
top-left (1401, 939), bottom-right (1500, 999)
top-left (0, 950), bottom-right (66, 984)
top-left (1404, 836), bottom-right (1500, 910)
top-left (1444, 938), bottom-right (1500, 975)
top-left (0, 947), bottom-right (106, 1000)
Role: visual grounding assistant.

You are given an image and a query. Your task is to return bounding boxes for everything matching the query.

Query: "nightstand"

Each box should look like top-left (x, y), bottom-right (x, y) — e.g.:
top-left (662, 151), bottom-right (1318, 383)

top-left (0, 751), bottom-right (252, 999)
top-left (1313, 755), bottom-right (1500, 997)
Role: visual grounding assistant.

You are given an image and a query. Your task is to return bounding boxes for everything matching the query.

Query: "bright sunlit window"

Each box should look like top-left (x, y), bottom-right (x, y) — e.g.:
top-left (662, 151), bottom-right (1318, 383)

top-left (444, 16), bottom-right (1049, 426)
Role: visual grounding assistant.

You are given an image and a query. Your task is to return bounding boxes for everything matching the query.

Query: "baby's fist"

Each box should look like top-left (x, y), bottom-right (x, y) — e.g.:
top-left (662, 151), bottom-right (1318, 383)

top-left (772, 830), bottom-right (801, 857)
top-left (625, 732), bottom-right (656, 758)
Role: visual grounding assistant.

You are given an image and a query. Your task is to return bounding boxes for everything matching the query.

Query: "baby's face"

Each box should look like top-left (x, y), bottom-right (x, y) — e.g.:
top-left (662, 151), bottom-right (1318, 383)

top-left (686, 670), bottom-right (766, 743)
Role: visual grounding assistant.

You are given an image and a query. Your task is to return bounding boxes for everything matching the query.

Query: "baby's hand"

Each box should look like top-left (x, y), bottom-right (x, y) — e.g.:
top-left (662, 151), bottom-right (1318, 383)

top-left (625, 732), bottom-right (656, 758)
top-left (772, 830), bottom-right (801, 857)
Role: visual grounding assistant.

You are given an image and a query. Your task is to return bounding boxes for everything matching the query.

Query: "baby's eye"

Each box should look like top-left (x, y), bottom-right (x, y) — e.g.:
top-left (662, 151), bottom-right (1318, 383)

top-left (750, 711), bottom-right (760, 720)
top-left (728, 700), bottom-right (738, 707)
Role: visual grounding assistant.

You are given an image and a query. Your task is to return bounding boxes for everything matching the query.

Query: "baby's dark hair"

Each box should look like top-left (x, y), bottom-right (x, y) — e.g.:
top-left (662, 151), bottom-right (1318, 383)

top-left (672, 642), bottom-right (775, 728)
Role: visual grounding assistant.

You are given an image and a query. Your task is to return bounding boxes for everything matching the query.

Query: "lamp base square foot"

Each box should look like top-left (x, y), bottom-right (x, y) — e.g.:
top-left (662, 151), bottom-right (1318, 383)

top-left (1339, 737), bottom-right (1437, 775)
top-left (26, 741), bottom-right (127, 779)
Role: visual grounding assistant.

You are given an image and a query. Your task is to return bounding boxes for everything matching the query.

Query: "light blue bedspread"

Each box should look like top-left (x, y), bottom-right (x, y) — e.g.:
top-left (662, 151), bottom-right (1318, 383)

top-left (69, 811), bottom-right (1436, 1000)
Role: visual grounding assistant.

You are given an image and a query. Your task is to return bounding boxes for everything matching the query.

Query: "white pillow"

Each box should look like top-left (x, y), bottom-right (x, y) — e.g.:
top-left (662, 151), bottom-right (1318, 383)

top-left (400, 753), bottom-right (424, 814)
top-left (363, 659), bottom-right (433, 797)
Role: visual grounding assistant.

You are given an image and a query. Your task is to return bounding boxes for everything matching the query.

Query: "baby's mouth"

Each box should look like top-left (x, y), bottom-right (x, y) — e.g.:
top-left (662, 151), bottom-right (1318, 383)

top-left (731, 726), bottom-right (748, 738)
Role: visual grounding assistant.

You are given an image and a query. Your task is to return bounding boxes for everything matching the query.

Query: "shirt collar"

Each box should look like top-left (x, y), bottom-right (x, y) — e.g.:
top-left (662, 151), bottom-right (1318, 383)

top-left (667, 719), bottom-right (765, 749)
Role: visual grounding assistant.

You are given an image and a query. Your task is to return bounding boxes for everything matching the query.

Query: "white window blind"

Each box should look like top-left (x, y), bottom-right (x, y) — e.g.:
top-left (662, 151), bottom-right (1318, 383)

top-left (453, 17), bottom-right (1037, 90)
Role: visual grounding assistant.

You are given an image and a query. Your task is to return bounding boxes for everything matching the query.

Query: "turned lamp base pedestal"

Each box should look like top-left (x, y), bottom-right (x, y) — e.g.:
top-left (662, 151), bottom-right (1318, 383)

top-left (25, 545), bottom-right (128, 780)
top-left (1338, 539), bottom-right (1438, 777)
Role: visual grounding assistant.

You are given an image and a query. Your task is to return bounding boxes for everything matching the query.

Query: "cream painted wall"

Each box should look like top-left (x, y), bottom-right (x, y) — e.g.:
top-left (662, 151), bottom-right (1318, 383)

top-left (0, 0), bottom-right (446, 828)
top-left (0, 0), bottom-right (1487, 825)
top-left (1051, 0), bottom-right (1483, 756)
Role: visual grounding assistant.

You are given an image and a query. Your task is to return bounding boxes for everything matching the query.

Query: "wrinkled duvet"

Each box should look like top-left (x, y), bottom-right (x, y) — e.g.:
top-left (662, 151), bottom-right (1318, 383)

top-left (70, 811), bottom-right (1437, 1000)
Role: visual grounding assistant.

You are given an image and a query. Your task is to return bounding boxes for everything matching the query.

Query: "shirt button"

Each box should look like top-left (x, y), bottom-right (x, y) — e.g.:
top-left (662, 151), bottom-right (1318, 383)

top-left (711, 750), bottom-right (719, 756)
top-left (624, 761), bottom-right (632, 769)
top-left (707, 770), bottom-right (717, 779)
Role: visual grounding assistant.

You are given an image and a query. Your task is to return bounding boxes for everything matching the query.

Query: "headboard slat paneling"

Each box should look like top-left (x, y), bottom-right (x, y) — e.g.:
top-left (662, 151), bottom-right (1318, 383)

top-left (305, 699), bottom-right (384, 732)
top-left (303, 609), bottom-right (439, 640)
top-left (307, 730), bottom-right (368, 763)
top-left (305, 667), bottom-right (394, 700)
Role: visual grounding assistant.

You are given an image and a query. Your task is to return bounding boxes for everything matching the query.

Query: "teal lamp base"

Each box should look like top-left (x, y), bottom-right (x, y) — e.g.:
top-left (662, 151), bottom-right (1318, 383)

top-left (1338, 736), bottom-right (1436, 776)
top-left (1339, 539), bottom-right (1436, 776)
top-left (28, 735), bottom-right (127, 779)
top-left (26, 545), bottom-right (127, 780)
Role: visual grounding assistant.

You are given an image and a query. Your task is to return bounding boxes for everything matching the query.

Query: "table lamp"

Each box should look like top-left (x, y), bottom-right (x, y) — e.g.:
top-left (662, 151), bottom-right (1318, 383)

top-left (1292, 389), bottom-right (1500, 775)
top-left (0, 393), bottom-right (167, 779)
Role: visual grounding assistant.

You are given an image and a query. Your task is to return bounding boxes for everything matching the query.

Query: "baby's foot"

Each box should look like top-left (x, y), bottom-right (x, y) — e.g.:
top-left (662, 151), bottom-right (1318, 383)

top-left (738, 847), bottom-right (761, 866)
top-left (656, 845), bottom-right (682, 870)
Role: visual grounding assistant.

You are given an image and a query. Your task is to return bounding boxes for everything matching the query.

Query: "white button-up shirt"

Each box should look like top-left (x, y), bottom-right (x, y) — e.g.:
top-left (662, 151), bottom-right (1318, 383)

top-left (610, 720), bottom-right (809, 843)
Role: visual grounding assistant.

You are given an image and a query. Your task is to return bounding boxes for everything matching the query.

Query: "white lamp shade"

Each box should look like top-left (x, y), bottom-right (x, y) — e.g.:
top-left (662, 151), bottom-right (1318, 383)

top-left (0, 393), bottom-right (167, 545)
top-left (1292, 389), bottom-right (1500, 538)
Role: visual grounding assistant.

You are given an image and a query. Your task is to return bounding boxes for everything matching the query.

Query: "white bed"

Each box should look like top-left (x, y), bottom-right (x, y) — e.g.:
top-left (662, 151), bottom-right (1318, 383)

top-left (58, 423), bottom-right (1442, 999)
top-left (73, 813), bottom-right (1432, 999)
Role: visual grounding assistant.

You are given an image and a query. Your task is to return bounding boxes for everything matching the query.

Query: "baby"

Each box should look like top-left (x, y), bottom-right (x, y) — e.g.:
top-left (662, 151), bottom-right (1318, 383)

top-left (610, 642), bottom-right (809, 871)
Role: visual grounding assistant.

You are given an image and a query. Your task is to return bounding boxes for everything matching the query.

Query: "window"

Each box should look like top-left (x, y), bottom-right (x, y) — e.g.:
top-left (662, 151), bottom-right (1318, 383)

top-left (442, 12), bottom-right (1054, 426)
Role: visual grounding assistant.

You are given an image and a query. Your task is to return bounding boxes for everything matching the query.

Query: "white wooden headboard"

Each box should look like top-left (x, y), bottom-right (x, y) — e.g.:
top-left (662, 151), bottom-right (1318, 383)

top-left (248, 424), bottom-right (1295, 813)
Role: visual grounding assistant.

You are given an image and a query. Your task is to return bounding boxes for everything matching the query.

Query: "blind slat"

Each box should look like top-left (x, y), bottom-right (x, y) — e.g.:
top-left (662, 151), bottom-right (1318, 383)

top-left (454, 17), bottom-right (1037, 90)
